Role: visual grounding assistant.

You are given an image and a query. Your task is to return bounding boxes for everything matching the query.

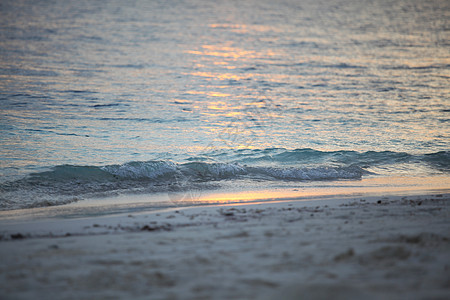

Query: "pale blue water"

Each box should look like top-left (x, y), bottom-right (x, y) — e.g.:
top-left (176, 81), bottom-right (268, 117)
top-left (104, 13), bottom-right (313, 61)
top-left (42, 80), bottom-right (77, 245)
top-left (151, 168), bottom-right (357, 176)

top-left (0, 0), bottom-right (449, 210)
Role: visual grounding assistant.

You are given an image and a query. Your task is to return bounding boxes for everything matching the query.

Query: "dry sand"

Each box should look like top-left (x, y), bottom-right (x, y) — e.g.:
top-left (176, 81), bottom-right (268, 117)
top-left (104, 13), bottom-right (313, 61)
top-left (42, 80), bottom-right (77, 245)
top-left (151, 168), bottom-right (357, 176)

top-left (0, 193), bottom-right (449, 299)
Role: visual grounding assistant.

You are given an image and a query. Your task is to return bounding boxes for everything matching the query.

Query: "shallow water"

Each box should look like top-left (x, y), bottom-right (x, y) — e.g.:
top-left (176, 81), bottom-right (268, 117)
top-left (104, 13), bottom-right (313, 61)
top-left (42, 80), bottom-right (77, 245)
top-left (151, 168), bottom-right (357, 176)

top-left (0, 0), bottom-right (449, 210)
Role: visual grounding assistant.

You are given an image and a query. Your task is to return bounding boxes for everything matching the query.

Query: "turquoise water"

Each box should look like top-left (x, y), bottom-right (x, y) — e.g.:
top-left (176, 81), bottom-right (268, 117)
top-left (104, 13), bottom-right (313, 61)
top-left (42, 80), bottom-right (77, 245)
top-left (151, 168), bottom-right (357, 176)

top-left (0, 0), bottom-right (449, 209)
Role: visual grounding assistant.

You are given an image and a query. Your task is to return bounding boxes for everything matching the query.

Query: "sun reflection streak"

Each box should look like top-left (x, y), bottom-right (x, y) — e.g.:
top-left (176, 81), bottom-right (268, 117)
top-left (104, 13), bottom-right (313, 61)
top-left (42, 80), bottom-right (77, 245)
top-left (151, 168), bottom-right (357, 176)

top-left (186, 44), bottom-right (278, 61)
top-left (190, 72), bottom-right (248, 81)
top-left (181, 24), bottom-right (284, 151)
top-left (209, 23), bottom-right (277, 34)
top-left (185, 90), bottom-right (231, 97)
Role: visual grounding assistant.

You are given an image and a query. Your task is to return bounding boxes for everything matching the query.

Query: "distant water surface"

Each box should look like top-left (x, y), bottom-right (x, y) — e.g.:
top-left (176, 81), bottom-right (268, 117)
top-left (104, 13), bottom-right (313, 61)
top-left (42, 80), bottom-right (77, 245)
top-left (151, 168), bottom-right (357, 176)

top-left (0, 0), bottom-right (448, 210)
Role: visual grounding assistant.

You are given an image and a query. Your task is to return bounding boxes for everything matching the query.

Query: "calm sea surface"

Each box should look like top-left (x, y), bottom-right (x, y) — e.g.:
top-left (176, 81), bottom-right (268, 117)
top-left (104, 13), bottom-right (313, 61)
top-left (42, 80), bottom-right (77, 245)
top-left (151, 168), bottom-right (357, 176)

top-left (0, 0), bottom-right (449, 210)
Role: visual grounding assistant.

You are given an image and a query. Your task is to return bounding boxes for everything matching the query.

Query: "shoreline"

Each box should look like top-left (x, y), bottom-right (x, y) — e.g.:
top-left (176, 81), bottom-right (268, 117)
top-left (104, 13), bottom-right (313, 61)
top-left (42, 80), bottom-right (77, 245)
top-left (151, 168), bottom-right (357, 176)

top-left (1, 175), bottom-right (449, 222)
top-left (0, 190), bottom-right (449, 299)
top-left (0, 191), bottom-right (448, 238)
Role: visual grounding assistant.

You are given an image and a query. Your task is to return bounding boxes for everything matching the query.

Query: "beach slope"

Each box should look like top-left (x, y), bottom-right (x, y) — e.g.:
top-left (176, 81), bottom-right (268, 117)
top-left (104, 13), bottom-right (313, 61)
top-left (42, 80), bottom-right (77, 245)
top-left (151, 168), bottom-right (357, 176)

top-left (0, 194), bottom-right (449, 299)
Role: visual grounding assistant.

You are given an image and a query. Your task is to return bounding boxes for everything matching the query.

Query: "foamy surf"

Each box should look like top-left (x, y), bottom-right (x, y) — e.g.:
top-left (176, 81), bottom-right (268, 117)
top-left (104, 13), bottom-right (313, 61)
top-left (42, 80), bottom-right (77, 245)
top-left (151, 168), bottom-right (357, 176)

top-left (0, 149), bottom-right (447, 210)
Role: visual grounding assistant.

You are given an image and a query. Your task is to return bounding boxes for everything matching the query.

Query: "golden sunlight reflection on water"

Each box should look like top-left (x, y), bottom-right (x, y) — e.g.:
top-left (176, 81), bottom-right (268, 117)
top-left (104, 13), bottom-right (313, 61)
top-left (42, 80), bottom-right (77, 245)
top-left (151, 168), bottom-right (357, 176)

top-left (180, 36), bottom-right (290, 150)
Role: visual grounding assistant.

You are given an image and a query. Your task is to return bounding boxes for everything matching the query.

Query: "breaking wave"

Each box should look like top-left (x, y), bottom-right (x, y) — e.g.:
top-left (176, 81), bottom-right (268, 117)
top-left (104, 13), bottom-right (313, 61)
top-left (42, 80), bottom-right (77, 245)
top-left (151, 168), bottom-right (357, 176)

top-left (0, 149), bottom-right (447, 210)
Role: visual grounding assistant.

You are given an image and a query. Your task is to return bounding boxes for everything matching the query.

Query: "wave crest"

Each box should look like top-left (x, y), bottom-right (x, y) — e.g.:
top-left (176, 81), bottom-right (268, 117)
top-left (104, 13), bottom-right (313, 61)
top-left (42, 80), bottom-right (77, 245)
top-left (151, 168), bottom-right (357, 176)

top-left (1, 149), bottom-right (447, 210)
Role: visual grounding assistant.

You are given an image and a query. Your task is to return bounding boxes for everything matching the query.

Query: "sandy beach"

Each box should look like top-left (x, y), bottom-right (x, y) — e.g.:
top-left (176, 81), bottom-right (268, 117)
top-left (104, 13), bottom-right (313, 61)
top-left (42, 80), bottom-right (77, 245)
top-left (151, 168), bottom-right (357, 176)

top-left (1, 191), bottom-right (449, 300)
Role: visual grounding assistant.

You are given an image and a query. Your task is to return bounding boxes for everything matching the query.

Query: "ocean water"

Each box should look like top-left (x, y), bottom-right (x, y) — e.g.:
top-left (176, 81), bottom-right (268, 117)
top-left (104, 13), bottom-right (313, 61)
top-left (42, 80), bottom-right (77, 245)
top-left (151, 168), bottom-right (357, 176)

top-left (0, 0), bottom-right (449, 210)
